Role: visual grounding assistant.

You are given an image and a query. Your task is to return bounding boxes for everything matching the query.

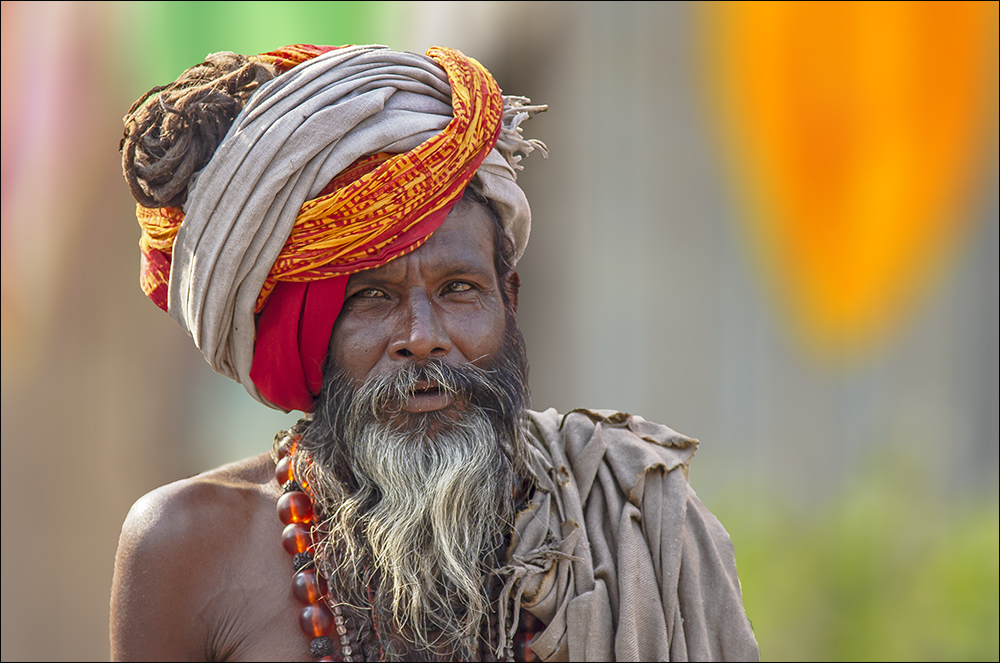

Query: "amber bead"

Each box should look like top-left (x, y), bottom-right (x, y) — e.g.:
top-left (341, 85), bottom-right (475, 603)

top-left (282, 522), bottom-right (313, 554)
top-left (275, 454), bottom-right (294, 486)
top-left (278, 491), bottom-right (314, 525)
top-left (299, 601), bottom-right (333, 637)
top-left (292, 568), bottom-right (328, 604)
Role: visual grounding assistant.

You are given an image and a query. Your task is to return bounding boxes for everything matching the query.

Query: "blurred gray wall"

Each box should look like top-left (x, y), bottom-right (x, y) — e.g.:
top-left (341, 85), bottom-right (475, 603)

top-left (406, 2), bottom-right (999, 506)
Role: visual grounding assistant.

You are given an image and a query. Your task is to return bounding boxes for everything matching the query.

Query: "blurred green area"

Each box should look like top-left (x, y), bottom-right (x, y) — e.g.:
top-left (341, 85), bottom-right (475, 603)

top-left (123, 1), bottom-right (404, 87)
top-left (716, 452), bottom-right (999, 661)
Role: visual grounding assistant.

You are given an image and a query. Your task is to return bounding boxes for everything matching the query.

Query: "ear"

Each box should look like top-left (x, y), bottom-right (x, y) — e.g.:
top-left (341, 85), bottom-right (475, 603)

top-left (504, 270), bottom-right (520, 314)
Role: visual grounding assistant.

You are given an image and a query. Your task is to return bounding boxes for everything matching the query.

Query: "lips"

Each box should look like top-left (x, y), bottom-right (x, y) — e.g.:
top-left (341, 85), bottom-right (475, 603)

top-left (400, 380), bottom-right (454, 413)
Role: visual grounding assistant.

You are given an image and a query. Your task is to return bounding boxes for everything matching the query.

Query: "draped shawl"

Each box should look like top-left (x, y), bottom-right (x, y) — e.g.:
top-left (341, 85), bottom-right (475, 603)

top-left (506, 409), bottom-right (760, 661)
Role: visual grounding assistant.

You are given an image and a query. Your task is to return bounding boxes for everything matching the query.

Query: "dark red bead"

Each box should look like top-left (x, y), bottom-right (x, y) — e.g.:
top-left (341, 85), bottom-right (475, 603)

top-left (275, 454), bottom-right (294, 486)
top-left (516, 609), bottom-right (541, 661)
top-left (292, 568), bottom-right (328, 605)
top-left (278, 491), bottom-right (314, 525)
top-left (282, 522), bottom-right (313, 554)
top-left (299, 601), bottom-right (333, 637)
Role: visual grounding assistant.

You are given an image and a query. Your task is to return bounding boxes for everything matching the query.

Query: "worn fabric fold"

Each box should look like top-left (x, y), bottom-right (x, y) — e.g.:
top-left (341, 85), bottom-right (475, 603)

top-left (504, 408), bottom-right (760, 661)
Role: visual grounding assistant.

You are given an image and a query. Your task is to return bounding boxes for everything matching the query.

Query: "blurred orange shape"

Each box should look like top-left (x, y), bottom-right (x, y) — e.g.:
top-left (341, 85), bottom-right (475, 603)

top-left (703, 1), bottom-right (997, 360)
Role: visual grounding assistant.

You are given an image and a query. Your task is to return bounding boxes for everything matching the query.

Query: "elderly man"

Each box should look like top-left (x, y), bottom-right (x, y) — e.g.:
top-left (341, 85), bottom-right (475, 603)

top-left (111, 44), bottom-right (759, 662)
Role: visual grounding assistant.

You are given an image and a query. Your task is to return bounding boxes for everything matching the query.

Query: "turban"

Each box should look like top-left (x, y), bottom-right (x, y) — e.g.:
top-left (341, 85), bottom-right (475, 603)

top-left (130, 44), bottom-right (545, 412)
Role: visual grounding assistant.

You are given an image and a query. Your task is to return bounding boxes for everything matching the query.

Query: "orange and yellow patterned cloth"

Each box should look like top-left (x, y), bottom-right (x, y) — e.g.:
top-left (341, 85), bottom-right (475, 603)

top-left (132, 44), bottom-right (539, 412)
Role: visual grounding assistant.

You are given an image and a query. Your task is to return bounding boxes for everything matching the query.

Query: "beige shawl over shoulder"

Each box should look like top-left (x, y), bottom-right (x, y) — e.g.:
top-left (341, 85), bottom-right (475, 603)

top-left (504, 408), bottom-right (759, 662)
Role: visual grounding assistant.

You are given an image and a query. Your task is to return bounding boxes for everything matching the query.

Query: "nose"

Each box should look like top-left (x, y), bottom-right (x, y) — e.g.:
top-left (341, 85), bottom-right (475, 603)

top-left (388, 291), bottom-right (452, 361)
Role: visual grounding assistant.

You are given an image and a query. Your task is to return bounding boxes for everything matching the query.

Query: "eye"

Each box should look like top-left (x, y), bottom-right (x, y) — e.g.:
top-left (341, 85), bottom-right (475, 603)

top-left (445, 281), bottom-right (474, 294)
top-left (355, 287), bottom-right (387, 299)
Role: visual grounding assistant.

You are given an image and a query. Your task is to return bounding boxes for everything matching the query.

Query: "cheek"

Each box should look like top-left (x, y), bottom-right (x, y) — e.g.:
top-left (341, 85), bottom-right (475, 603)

top-left (330, 319), bottom-right (385, 380)
top-left (449, 306), bottom-right (507, 361)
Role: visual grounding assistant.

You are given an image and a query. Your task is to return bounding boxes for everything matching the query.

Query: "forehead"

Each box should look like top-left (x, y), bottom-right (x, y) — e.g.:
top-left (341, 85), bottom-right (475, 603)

top-left (357, 199), bottom-right (497, 281)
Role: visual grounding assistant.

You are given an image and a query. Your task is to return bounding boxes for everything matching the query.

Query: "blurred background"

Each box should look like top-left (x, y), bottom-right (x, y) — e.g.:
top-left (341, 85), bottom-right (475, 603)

top-left (2, 1), bottom-right (996, 660)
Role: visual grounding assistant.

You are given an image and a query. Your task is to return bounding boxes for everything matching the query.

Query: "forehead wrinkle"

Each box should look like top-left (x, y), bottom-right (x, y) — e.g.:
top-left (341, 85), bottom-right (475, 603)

top-left (423, 204), bottom-right (499, 279)
top-left (346, 201), bottom-right (499, 294)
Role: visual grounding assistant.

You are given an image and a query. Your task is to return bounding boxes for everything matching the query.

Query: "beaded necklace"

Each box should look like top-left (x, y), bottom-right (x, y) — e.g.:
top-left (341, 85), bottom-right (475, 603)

top-left (273, 435), bottom-right (540, 662)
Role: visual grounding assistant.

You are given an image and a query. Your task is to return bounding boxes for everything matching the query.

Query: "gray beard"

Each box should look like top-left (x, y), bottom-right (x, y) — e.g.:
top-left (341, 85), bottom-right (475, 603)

top-left (294, 331), bottom-right (530, 659)
top-left (333, 407), bottom-right (512, 658)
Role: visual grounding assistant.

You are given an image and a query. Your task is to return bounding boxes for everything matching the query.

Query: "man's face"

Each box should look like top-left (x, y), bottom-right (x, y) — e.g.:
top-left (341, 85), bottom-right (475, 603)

top-left (329, 199), bottom-right (510, 416)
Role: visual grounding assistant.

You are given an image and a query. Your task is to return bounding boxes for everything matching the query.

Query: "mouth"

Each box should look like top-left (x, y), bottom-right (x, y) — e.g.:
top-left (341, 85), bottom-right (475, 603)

top-left (400, 380), bottom-right (454, 413)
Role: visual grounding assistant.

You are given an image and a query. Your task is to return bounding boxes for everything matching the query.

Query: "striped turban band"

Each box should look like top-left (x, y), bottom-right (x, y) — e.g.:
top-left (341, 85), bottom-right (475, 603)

top-left (130, 44), bottom-right (545, 412)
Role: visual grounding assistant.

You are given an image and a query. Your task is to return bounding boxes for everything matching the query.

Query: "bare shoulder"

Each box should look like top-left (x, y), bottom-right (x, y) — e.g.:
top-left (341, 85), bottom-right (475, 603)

top-left (134, 453), bottom-right (276, 516)
top-left (111, 453), bottom-right (294, 661)
top-left (116, 453), bottom-right (277, 562)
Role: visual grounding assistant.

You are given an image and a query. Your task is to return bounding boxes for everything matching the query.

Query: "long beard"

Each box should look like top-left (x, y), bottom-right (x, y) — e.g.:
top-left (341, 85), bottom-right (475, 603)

top-left (294, 321), bottom-right (529, 659)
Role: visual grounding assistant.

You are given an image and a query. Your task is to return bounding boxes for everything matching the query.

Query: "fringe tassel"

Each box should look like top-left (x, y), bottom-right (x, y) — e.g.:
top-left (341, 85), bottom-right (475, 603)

top-left (496, 95), bottom-right (549, 174)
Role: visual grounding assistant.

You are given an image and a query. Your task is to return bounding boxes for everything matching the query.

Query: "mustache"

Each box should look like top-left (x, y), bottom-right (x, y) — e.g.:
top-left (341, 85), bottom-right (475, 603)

top-left (361, 361), bottom-right (510, 416)
top-left (320, 358), bottom-right (525, 435)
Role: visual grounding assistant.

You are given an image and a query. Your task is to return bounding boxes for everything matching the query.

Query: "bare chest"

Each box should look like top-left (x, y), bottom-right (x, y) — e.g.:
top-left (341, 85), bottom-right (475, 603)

top-left (204, 518), bottom-right (317, 661)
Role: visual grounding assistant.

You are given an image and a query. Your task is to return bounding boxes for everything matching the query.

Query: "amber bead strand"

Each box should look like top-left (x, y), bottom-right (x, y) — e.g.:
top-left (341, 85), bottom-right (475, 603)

top-left (275, 437), bottom-right (364, 662)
